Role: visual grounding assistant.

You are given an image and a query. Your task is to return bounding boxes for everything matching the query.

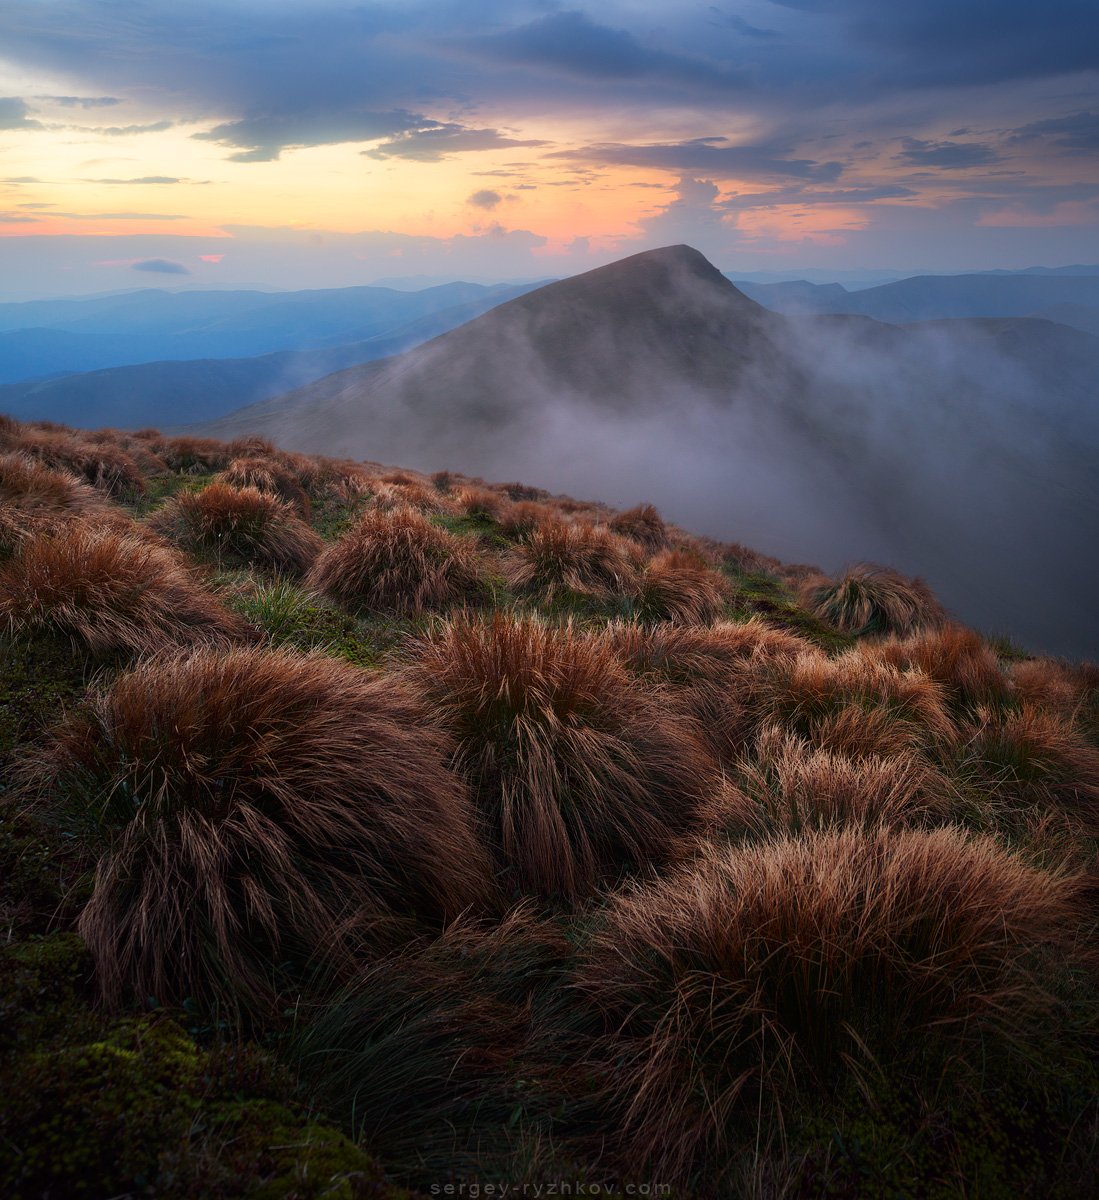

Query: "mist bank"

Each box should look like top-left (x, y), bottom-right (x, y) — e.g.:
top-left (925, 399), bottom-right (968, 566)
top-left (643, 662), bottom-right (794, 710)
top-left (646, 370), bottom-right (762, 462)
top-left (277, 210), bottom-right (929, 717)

top-left (197, 246), bottom-right (1099, 660)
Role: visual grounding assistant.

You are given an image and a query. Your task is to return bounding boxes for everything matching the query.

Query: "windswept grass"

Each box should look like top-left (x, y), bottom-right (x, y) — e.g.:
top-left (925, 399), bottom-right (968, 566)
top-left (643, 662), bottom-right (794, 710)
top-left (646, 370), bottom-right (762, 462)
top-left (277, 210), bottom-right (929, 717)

top-left (219, 456), bottom-right (311, 518)
top-left (504, 519), bottom-right (638, 605)
top-left (961, 704), bottom-right (1099, 833)
top-left (25, 646), bottom-right (497, 1014)
top-left (861, 624), bottom-right (1010, 710)
top-left (802, 563), bottom-right (946, 638)
top-left (702, 726), bottom-right (954, 841)
top-left (630, 548), bottom-right (731, 624)
top-left (14, 432), bottom-right (146, 501)
top-left (293, 907), bottom-right (568, 1186)
top-left (575, 825), bottom-right (1087, 1187)
top-left (609, 503), bottom-right (668, 551)
top-left (0, 521), bottom-right (254, 656)
top-left (150, 482), bottom-right (323, 575)
top-left (404, 612), bottom-right (717, 900)
top-left (0, 452), bottom-right (112, 555)
top-left (308, 505), bottom-right (487, 616)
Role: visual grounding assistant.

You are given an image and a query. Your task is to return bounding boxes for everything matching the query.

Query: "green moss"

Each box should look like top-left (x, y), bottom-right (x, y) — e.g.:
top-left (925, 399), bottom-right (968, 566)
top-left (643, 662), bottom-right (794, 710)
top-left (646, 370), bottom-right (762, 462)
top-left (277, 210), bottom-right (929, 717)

top-left (793, 1066), bottom-right (1096, 1200)
top-left (0, 1010), bottom-right (402, 1200)
top-left (724, 567), bottom-right (853, 652)
top-left (0, 632), bottom-right (95, 775)
top-left (0, 933), bottom-right (96, 1056)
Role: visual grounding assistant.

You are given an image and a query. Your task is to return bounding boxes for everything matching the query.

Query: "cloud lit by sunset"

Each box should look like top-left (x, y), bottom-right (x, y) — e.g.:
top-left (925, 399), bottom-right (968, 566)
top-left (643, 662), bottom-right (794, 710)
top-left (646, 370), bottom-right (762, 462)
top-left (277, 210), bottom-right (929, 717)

top-left (1, 1), bottom-right (1096, 293)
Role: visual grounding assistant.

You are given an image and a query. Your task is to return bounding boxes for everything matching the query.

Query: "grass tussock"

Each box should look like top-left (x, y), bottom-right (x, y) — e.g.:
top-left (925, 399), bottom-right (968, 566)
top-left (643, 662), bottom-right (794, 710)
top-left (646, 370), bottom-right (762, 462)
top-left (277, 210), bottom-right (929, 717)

top-left (860, 624), bottom-right (1010, 710)
top-left (961, 704), bottom-right (1099, 832)
top-left (505, 518), bottom-right (638, 604)
top-left (453, 484), bottom-right (506, 521)
top-left (803, 563), bottom-right (946, 638)
top-left (603, 619), bottom-right (819, 763)
top-left (151, 435), bottom-right (232, 474)
top-left (759, 650), bottom-right (958, 757)
top-left (293, 907), bottom-right (567, 1185)
top-left (405, 612), bottom-right (717, 900)
top-left (0, 452), bottom-right (110, 552)
top-left (609, 503), bottom-right (668, 551)
top-left (27, 646), bottom-right (496, 1012)
top-left (15, 432), bottom-right (146, 500)
top-left (703, 726), bottom-right (954, 841)
top-left (498, 500), bottom-right (553, 541)
top-left (219, 456), bottom-right (311, 518)
top-left (0, 521), bottom-right (253, 656)
top-left (371, 479), bottom-right (454, 515)
top-left (630, 548), bottom-right (730, 624)
top-left (308, 505), bottom-right (486, 616)
top-left (150, 482), bottom-right (323, 575)
top-left (576, 825), bottom-right (1087, 1186)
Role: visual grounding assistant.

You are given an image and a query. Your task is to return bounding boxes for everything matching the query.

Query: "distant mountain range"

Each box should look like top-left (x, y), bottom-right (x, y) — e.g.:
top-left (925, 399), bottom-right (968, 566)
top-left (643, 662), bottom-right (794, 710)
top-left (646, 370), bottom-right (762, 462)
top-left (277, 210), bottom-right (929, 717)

top-left (197, 246), bottom-right (1099, 659)
top-left (732, 273), bottom-right (1099, 335)
top-left (0, 280), bottom-right (542, 386)
top-left (0, 284), bottom-right (540, 428)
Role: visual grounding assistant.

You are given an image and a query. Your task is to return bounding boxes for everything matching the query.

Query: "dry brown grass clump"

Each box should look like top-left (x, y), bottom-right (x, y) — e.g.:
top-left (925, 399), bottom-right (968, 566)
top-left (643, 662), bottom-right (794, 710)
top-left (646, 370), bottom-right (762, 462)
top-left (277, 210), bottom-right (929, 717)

top-left (219, 456), bottom-right (311, 517)
top-left (603, 619), bottom-right (819, 763)
top-left (453, 484), bottom-right (506, 521)
top-left (802, 562), bottom-right (946, 637)
top-left (860, 624), bottom-right (1010, 709)
top-left (505, 518), bottom-right (638, 603)
top-left (0, 452), bottom-right (110, 553)
top-left (1010, 658), bottom-right (1089, 719)
top-left (308, 505), bottom-right (485, 616)
top-left (404, 612), bottom-right (717, 900)
top-left (497, 500), bottom-right (552, 541)
top-left (576, 825), bottom-right (1086, 1185)
top-left (150, 482), bottom-right (322, 575)
top-left (630, 548), bottom-right (730, 624)
top-left (961, 704), bottom-right (1099, 832)
top-left (151, 435), bottom-right (232, 474)
top-left (306, 457), bottom-right (374, 500)
top-left (701, 726), bottom-right (954, 841)
top-left (0, 521), bottom-right (253, 655)
top-left (15, 432), bottom-right (146, 500)
top-left (758, 650), bottom-right (958, 756)
top-left (609, 503), bottom-right (668, 551)
top-left (28, 645), bottom-right (496, 1012)
top-left (371, 480), bottom-right (454, 516)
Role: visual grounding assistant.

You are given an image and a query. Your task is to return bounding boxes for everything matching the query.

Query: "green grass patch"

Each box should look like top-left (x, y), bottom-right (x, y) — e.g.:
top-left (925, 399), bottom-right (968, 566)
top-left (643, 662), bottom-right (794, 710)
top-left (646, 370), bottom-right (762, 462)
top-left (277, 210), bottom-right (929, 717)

top-left (725, 567), bottom-right (854, 652)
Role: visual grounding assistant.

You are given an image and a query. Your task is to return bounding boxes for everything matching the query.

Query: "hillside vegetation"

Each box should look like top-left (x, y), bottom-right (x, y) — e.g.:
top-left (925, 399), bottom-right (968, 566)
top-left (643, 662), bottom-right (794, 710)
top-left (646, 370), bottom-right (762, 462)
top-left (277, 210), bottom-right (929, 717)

top-left (1, 415), bottom-right (1096, 1198)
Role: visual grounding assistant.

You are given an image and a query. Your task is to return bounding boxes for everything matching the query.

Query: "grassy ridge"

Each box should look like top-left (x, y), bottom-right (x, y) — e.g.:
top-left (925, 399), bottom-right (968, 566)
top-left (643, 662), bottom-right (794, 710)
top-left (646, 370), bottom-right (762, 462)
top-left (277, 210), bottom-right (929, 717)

top-left (0, 417), bottom-right (1096, 1198)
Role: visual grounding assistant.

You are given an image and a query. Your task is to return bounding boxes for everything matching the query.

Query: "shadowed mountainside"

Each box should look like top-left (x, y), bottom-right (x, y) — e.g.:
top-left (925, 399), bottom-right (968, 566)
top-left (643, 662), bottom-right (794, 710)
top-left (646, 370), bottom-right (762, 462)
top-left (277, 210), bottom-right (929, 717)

top-left (198, 245), bottom-right (1099, 658)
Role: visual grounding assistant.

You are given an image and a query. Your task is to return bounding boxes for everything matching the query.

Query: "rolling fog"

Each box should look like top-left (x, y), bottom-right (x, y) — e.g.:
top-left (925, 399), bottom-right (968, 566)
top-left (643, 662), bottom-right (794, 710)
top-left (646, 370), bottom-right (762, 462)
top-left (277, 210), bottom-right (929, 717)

top-left (223, 259), bottom-right (1099, 660)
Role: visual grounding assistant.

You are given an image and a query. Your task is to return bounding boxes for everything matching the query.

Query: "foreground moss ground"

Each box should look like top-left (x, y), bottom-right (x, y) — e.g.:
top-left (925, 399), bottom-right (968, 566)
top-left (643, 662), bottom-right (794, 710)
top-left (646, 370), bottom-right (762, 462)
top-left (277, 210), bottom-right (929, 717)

top-left (1, 421), bottom-right (1096, 1198)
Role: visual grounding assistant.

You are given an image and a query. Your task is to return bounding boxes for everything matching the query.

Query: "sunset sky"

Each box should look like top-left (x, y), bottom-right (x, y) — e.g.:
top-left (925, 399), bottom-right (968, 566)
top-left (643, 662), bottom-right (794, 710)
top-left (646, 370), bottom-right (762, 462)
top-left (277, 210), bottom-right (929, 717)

top-left (1, 0), bottom-right (1097, 295)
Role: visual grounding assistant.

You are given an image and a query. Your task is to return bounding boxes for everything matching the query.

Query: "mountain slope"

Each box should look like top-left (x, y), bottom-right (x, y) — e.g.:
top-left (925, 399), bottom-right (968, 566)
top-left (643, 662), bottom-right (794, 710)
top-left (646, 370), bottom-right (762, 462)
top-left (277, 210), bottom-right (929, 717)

top-left (198, 245), bottom-right (1099, 658)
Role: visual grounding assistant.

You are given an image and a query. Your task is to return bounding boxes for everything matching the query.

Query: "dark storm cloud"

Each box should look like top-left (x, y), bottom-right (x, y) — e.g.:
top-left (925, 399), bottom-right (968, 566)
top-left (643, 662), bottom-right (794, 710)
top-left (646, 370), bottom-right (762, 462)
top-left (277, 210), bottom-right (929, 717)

top-left (895, 138), bottom-right (1001, 169)
top-left (365, 124), bottom-right (547, 162)
top-left (765, 0), bottom-right (1098, 86)
top-left (132, 258), bottom-right (190, 274)
top-left (193, 109), bottom-right (425, 162)
top-left (1010, 111), bottom-right (1099, 151)
top-left (555, 138), bottom-right (844, 182)
top-left (39, 95), bottom-right (122, 108)
top-left (465, 10), bottom-right (747, 89)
